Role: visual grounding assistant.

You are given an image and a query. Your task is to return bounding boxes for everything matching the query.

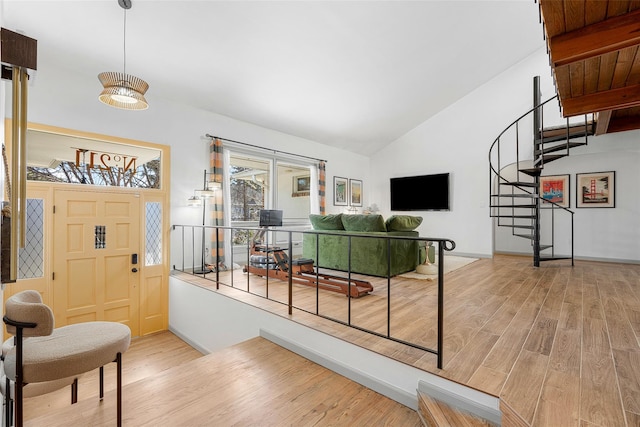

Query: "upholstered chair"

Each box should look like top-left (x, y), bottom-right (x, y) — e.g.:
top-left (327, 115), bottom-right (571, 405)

top-left (3, 290), bottom-right (131, 427)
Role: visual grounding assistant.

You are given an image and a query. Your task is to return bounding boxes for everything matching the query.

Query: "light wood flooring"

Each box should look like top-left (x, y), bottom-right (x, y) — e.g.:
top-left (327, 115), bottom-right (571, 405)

top-left (20, 255), bottom-right (640, 426)
top-left (175, 254), bottom-right (640, 427)
top-left (24, 333), bottom-right (421, 426)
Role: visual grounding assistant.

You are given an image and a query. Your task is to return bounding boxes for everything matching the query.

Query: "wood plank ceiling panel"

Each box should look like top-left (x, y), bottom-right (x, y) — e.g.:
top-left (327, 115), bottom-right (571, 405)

top-left (597, 51), bottom-right (618, 91)
top-left (539, 0), bottom-right (640, 133)
top-left (585, 0), bottom-right (608, 25)
top-left (540, 0), bottom-right (565, 37)
top-left (563, 0), bottom-right (585, 32)
top-left (611, 46), bottom-right (638, 88)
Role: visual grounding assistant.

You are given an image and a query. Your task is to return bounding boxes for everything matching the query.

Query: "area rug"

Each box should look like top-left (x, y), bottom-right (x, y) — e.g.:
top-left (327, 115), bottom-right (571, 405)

top-left (399, 256), bottom-right (479, 280)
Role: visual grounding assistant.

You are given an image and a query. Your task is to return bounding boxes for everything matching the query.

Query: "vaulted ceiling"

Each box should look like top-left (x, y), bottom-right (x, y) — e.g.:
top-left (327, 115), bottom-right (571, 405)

top-left (539, 0), bottom-right (640, 135)
top-left (1, 1), bottom-right (545, 156)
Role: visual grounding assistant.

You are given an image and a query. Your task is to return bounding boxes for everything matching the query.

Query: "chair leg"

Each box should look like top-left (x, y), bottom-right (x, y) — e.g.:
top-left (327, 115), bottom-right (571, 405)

top-left (71, 378), bottom-right (78, 404)
top-left (116, 353), bottom-right (122, 427)
top-left (14, 330), bottom-right (23, 427)
top-left (4, 377), bottom-right (12, 427)
top-left (99, 366), bottom-right (104, 400)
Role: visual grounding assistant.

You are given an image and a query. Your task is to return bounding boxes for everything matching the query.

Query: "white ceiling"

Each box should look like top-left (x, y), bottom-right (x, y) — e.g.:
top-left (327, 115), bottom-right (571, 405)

top-left (3, 0), bottom-right (544, 156)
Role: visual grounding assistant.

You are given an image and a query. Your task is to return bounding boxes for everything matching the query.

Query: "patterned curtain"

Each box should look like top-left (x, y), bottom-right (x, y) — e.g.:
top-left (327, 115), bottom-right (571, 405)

top-left (209, 138), bottom-right (225, 269)
top-left (318, 161), bottom-right (326, 215)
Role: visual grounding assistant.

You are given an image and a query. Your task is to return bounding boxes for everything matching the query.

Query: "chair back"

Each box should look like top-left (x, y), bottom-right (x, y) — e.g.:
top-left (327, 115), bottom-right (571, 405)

top-left (4, 290), bottom-right (54, 337)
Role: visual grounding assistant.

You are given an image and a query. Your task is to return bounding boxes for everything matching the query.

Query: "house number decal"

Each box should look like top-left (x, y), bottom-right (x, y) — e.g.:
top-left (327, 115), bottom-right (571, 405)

top-left (95, 225), bottom-right (106, 249)
top-left (75, 149), bottom-right (137, 172)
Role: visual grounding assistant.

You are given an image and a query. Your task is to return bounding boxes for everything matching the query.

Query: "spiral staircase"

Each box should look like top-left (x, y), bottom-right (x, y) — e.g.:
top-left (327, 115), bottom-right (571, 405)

top-left (489, 77), bottom-right (595, 267)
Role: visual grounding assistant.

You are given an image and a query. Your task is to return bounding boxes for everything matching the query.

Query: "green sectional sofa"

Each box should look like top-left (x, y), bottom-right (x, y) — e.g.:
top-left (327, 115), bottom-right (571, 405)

top-left (302, 214), bottom-right (424, 277)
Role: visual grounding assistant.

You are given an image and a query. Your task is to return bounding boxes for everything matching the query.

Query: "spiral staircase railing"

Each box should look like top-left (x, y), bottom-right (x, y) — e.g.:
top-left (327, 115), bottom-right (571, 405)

top-left (489, 77), bottom-right (594, 266)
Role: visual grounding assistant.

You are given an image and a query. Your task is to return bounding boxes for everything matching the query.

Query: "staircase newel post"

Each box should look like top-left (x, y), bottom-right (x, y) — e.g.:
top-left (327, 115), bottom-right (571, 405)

top-left (533, 76), bottom-right (541, 267)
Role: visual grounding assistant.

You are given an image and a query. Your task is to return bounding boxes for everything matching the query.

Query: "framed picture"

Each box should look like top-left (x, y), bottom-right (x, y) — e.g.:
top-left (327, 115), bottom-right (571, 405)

top-left (333, 176), bottom-right (348, 206)
top-left (292, 175), bottom-right (310, 197)
top-left (540, 174), bottom-right (570, 208)
top-left (350, 179), bottom-right (362, 207)
top-left (576, 171), bottom-right (615, 208)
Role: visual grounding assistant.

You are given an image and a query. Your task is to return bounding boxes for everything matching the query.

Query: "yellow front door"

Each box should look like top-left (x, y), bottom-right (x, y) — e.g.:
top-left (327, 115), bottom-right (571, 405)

top-left (53, 189), bottom-right (140, 335)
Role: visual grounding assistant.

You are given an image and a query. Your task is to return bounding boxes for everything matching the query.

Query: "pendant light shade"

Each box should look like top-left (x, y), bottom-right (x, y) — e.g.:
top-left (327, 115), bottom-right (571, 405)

top-left (98, 0), bottom-right (149, 110)
top-left (98, 72), bottom-right (149, 110)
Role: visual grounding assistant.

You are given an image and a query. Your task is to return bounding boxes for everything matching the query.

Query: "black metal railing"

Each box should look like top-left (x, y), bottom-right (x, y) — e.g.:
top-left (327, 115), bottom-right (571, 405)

top-left (172, 224), bottom-right (455, 369)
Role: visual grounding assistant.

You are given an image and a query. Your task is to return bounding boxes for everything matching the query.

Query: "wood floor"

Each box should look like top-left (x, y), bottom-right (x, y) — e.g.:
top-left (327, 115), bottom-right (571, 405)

top-left (20, 255), bottom-right (640, 426)
top-left (176, 254), bottom-right (640, 427)
top-left (24, 333), bottom-right (421, 426)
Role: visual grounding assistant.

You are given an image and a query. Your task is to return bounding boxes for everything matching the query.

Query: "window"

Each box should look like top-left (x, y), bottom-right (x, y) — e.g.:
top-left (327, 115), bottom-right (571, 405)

top-left (26, 129), bottom-right (161, 189)
top-left (229, 152), bottom-right (312, 246)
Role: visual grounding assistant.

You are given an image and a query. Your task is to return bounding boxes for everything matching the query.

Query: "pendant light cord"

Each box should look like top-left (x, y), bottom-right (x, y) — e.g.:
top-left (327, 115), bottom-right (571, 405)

top-left (123, 8), bottom-right (127, 76)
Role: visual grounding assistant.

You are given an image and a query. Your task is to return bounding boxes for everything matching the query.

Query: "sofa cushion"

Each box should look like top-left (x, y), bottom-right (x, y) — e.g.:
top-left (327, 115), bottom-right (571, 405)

top-left (341, 214), bottom-right (386, 232)
top-left (309, 214), bottom-right (344, 230)
top-left (385, 215), bottom-right (423, 231)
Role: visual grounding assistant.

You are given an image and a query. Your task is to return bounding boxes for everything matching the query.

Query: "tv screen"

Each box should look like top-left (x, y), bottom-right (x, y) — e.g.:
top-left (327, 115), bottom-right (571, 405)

top-left (390, 173), bottom-right (450, 211)
top-left (259, 209), bottom-right (283, 227)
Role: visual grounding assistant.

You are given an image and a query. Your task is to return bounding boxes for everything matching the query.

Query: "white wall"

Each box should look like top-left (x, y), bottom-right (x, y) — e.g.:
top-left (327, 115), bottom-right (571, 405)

top-left (6, 54), bottom-right (370, 266)
top-left (370, 47), bottom-right (639, 262)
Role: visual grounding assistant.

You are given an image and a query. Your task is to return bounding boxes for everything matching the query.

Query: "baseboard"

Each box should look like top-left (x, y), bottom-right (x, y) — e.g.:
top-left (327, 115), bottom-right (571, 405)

top-left (447, 251), bottom-right (492, 259)
top-left (418, 380), bottom-right (502, 425)
top-left (259, 329), bottom-right (418, 410)
top-left (493, 250), bottom-right (639, 265)
top-left (168, 326), bottom-right (209, 355)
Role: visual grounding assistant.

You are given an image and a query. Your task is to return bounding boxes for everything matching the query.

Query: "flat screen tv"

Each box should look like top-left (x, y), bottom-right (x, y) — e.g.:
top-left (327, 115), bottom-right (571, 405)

top-left (259, 209), bottom-right (283, 227)
top-left (390, 173), bottom-right (450, 211)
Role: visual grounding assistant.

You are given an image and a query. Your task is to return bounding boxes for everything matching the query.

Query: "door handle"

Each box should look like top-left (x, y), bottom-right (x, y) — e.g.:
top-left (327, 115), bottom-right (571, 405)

top-left (131, 268), bottom-right (138, 273)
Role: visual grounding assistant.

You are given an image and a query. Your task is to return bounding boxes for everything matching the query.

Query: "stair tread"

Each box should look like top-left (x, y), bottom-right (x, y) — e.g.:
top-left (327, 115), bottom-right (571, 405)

top-left (514, 233), bottom-right (533, 239)
top-left (491, 193), bottom-right (537, 198)
top-left (539, 121), bottom-right (594, 137)
top-left (499, 224), bottom-right (534, 229)
top-left (500, 181), bottom-right (538, 188)
top-left (492, 215), bottom-right (535, 218)
top-left (540, 256), bottom-right (572, 262)
top-left (418, 392), bottom-right (496, 427)
top-left (518, 167), bottom-right (542, 177)
top-left (535, 141), bottom-right (586, 155)
top-left (534, 154), bottom-right (566, 165)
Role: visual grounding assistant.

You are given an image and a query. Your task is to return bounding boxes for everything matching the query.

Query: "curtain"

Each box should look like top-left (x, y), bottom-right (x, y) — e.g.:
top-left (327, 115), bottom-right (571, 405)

top-left (318, 160), bottom-right (326, 215)
top-left (310, 165), bottom-right (319, 215)
top-left (209, 138), bottom-right (225, 269)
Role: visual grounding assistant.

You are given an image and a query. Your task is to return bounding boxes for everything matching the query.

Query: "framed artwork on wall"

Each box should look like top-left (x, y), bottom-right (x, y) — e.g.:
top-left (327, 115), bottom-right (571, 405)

top-left (292, 174), bottom-right (310, 197)
top-left (540, 174), bottom-right (570, 208)
top-left (576, 171), bottom-right (615, 208)
top-left (349, 179), bottom-right (363, 207)
top-left (333, 176), bottom-right (348, 206)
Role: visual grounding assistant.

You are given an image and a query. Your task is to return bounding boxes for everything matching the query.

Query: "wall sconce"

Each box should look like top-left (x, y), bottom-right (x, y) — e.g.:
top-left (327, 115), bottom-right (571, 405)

top-left (187, 195), bottom-right (202, 207)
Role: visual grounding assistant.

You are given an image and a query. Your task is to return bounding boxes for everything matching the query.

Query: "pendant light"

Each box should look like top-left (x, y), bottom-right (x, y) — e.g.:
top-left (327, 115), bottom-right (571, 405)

top-left (98, 0), bottom-right (149, 110)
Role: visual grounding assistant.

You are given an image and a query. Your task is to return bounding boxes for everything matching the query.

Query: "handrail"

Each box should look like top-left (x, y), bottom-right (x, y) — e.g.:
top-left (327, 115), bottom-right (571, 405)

top-left (171, 224), bottom-right (455, 369)
top-left (488, 94), bottom-right (558, 178)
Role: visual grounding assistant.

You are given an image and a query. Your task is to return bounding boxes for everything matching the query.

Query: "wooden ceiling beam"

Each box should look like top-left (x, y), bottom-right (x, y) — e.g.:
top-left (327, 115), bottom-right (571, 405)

top-left (594, 110), bottom-right (612, 135)
top-left (606, 115), bottom-right (640, 134)
top-left (561, 83), bottom-right (640, 116)
top-left (549, 8), bottom-right (640, 67)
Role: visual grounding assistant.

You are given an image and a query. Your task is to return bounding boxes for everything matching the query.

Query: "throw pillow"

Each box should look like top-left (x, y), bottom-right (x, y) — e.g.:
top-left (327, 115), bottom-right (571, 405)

top-left (309, 214), bottom-right (344, 230)
top-left (341, 214), bottom-right (386, 232)
top-left (385, 215), bottom-right (423, 231)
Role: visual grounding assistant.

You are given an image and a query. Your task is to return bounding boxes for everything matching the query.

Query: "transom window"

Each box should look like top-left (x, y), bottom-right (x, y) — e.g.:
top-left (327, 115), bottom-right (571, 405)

top-left (25, 129), bottom-right (161, 189)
